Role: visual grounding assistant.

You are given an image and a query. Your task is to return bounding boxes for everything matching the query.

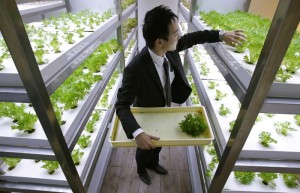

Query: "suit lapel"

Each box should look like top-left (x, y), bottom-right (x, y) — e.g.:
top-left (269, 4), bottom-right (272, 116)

top-left (141, 47), bottom-right (165, 97)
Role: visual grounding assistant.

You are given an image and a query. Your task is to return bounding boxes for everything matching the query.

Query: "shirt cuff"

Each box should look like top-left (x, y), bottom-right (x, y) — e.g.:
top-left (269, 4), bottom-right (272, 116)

top-left (132, 128), bottom-right (144, 139)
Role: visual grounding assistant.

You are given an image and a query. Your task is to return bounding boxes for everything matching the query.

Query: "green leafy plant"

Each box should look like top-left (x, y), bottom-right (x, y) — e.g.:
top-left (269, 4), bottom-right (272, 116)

top-left (266, 113), bottom-right (274, 118)
top-left (259, 131), bottom-right (277, 147)
top-left (205, 144), bottom-right (219, 178)
top-left (41, 160), bottom-right (59, 174)
top-left (200, 62), bottom-right (209, 76)
top-left (76, 28), bottom-right (85, 38)
top-left (0, 102), bottom-right (24, 122)
top-left (208, 80), bottom-right (218, 89)
top-left (234, 171), bottom-right (256, 184)
top-left (85, 110), bottom-right (102, 133)
top-left (229, 120), bottom-right (235, 132)
top-left (179, 113), bottom-right (208, 137)
top-left (275, 67), bottom-right (292, 82)
top-left (42, 19), bottom-right (50, 27)
top-left (235, 41), bottom-right (247, 53)
top-left (190, 82), bottom-right (200, 105)
top-left (215, 89), bottom-right (227, 101)
top-left (294, 115), bottom-right (300, 126)
top-left (85, 120), bottom-right (95, 133)
top-left (122, 18), bottom-right (137, 39)
top-left (52, 104), bottom-right (65, 125)
top-left (255, 115), bottom-right (262, 123)
top-left (33, 39), bottom-right (44, 49)
top-left (50, 39), bottom-right (119, 112)
top-left (181, 0), bottom-right (190, 9)
top-left (283, 60), bottom-right (300, 74)
top-left (0, 102), bottom-right (38, 133)
top-left (207, 156), bottom-right (218, 175)
top-left (191, 96), bottom-right (200, 105)
top-left (0, 52), bottom-right (9, 70)
top-left (257, 172), bottom-right (278, 187)
top-left (34, 49), bottom-right (46, 65)
top-left (102, 10), bottom-right (113, 20)
top-left (206, 143), bottom-right (217, 156)
top-left (281, 173), bottom-right (299, 188)
top-left (77, 134), bottom-right (92, 148)
top-left (50, 38), bottom-right (61, 53)
top-left (244, 49), bottom-right (260, 64)
top-left (121, 0), bottom-right (136, 10)
top-left (11, 111), bottom-right (38, 133)
top-left (60, 26), bottom-right (69, 34)
top-left (274, 121), bottom-right (297, 136)
top-left (219, 104), bottom-right (231, 116)
top-left (89, 18), bottom-right (95, 29)
top-left (66, 33), bottom-right (74, 44)
top-left (2, 158), bottom-right (21, 170)
top-left (72, 148), bottom-right (84, 166)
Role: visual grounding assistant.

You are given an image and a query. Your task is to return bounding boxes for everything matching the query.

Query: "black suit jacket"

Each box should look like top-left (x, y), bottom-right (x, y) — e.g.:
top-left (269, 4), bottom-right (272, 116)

top-left (115, 30), bottom-right (220, 139)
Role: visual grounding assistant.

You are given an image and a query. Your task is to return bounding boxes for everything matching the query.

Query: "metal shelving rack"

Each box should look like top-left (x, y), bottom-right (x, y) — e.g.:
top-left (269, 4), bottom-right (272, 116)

top-left (0, 0), bottom-right (137, 192)
top-left (179, 0), bottom-right (300, 192)
top-left (17, 0), bottom-right (69, 18)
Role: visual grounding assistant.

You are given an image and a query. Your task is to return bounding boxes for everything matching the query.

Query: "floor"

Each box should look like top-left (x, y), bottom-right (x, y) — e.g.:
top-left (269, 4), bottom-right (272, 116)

top-left (100, 146), bottom-right (193, 193)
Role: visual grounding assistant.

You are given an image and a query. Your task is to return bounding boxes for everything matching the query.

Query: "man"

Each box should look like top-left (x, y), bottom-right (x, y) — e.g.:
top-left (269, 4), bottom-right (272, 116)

top-left (115, 5), bottom-right (246, 185)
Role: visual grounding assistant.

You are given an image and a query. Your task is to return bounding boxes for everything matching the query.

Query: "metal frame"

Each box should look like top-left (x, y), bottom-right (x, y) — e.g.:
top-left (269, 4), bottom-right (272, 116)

top-left (0, 1), bottom-right (85, 192)
top-left (116, 0), bottom-right (137, 72)
top-left (0, 15), bottom-right (120, 102)
top-left (180, 0), bottom-right (300, 192)
top-left (18, 0), bottom-right (67, 17)
top-left (0, 49), bottom-right (122, 159)
top-left (188, 5), bottom-right (300, 114)
top-left (207, 1), bottom-right (300, 192)
top-left (0, 0), bottom-right (139, 192)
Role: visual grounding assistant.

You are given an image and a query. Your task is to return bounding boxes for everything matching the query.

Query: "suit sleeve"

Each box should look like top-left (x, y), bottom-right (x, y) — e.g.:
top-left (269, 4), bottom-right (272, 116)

top-left (115, 64), bottom-right (141, 139)
top-left (176, 30), bottom-right (220, 52)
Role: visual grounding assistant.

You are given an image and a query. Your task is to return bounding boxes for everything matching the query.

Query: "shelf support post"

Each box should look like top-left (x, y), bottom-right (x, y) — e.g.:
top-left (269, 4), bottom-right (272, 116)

top-left (208, 0), bottom-right (300, 192)
top-left (116, 0), bottom-right (126, 72)
top-left (0, 1), bottom-right (86, 193)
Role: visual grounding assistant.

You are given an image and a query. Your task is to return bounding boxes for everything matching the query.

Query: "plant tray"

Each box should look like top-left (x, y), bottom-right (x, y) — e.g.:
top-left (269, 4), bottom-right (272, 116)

top-left (109, 106), bottom-right (214, 147)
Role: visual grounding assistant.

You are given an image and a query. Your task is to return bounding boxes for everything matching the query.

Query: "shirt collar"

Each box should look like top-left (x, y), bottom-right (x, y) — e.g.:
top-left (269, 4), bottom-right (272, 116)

top-left (148, 48), bottom-right (165, 66)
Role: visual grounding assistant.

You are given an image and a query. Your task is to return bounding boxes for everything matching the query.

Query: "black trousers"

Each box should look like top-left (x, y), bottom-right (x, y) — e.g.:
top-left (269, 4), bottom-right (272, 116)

top-left (136, 147), bottom-right (162, 174)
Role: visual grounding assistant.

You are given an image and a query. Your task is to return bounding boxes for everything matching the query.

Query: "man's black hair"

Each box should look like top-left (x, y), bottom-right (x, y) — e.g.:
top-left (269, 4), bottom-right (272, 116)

top-left (142, 5), bottom-right (178, 49)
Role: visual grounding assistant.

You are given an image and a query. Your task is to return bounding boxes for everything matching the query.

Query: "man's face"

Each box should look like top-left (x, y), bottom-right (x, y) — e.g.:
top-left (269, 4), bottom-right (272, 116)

top-left (161, 18), bottom-right (180, 51)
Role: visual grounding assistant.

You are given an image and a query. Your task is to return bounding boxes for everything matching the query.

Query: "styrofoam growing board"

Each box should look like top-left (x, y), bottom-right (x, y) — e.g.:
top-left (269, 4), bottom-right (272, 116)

top-left (18, 1), bottom-right (65, 15)
top-left (0, 53), bottom-right (119, 148)
top-left (201, 79), bottom-right (300, 160)
top-left (0, 110), bottom-right (107, 186)
top-left (192, 16), bottom-right (300, 99)
top-left (202, 147), bottom-right (300, 193)
top-left (0, 15), bottom-right (118, 87)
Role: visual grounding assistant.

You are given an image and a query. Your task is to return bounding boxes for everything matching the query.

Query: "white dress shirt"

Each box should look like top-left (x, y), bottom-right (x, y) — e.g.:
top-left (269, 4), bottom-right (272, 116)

top-left (132, 48), bottom-right (175, 138)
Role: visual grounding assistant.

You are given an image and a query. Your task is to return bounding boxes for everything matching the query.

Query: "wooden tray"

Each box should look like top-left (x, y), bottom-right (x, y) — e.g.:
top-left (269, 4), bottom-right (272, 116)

top-left (109, 106), bottom-right (214, 147)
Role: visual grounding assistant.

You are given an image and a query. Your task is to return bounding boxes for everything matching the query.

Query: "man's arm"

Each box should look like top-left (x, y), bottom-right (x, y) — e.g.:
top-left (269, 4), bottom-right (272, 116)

top-left (115, 64), bottom-right (141, 139)
top-left (176, 29), bottom-right (246, 52)
top-left (176, 30), bottom-right (220, 51)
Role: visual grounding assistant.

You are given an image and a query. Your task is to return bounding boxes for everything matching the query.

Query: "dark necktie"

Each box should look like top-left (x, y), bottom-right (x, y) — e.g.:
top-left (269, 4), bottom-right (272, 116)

top-left (163, 58), bottom-right (172, 107)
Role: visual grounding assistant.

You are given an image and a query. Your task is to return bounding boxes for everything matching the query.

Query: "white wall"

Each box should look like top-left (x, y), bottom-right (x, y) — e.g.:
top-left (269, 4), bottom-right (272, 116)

top-left (196, 0), bottom-right (247, 14)
top-left (138, 0), bottom-right (179, 51)
top-left (68, 0), bottom-right (116, 14)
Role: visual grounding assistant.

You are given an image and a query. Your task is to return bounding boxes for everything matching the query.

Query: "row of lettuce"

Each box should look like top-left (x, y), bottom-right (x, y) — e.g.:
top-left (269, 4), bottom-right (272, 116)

top-left (0, 0), bottom-right (137, 70)
top-left (0, 38), bottom-right (121, 174)
top-left (199, 10), bottom-right (300, 83)
top-left (0, 0), bottom-right (137, 176)
top-left (205, 144), bottom-right (299, 189)
top-left (188, 44), bottom-right (300, 189)
top-left (0, 10), bottom-right (114, 69)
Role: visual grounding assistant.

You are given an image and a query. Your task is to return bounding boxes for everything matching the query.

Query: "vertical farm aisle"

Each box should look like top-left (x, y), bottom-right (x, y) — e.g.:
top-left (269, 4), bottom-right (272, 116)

top-left (100, 146), bottom-right (193, 193)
